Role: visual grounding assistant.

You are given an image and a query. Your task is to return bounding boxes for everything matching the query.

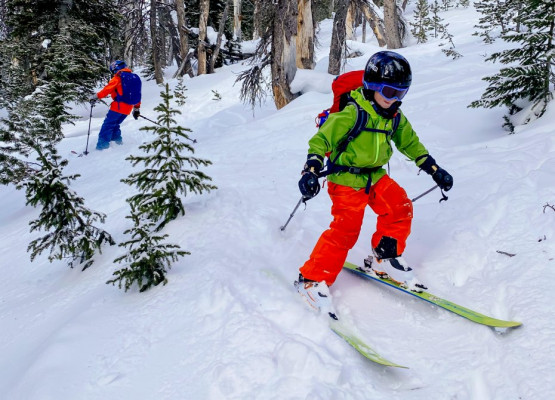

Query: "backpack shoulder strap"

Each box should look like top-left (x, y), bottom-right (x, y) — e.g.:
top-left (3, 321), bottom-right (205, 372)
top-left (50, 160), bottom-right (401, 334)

top-left (392, 112), bottom-right (401, 134)
top-left (360, 110), bottom-right (401, 136)
top-left (334, 100), bottom-right (367, 156)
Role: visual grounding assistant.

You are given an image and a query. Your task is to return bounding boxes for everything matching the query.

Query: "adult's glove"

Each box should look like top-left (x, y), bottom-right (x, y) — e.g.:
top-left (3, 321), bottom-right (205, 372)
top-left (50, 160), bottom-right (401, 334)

top-left (419, 155), bottom-right (453, 192)
top-left (298, 154), bottom-right (324, 200)
top-left (132, 108), bottom-right (141, 120)
top-left (89, 95), bottom-right (98, 105)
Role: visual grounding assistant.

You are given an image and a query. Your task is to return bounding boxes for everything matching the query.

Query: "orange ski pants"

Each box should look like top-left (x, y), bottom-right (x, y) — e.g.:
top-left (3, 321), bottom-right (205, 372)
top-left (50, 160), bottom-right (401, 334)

top-left (300, 175), bottom-right (413, 286)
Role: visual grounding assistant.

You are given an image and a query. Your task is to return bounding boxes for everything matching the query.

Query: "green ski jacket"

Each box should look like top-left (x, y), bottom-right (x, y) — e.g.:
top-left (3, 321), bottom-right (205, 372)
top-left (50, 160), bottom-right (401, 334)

top-left (308, 89), bottom-right (430, 189)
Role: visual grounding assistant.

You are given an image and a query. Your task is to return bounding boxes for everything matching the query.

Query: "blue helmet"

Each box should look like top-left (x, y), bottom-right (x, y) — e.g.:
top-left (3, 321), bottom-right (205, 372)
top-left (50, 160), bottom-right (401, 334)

top-left (109, 60), bottom-right (127, 74)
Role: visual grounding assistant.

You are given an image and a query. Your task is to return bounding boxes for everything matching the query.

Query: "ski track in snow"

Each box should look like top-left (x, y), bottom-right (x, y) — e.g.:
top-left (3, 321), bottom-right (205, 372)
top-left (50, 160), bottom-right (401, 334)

top-left (2, 6), bottom-right (555, 400)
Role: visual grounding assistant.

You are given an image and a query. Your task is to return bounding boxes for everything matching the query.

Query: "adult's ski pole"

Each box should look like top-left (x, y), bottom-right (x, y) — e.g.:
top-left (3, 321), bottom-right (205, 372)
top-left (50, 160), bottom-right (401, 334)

top-left (83, 101), bottom-right (95, 156)
top-left (139, 114), bottom-right (197, 143)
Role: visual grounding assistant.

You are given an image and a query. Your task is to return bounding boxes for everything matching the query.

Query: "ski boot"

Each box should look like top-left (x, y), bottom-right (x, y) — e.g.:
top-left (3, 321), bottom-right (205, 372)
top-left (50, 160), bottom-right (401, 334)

top-left (294, 274), bottom-right (338, 320)
top-left (364, 256), bottom-right (427, 293)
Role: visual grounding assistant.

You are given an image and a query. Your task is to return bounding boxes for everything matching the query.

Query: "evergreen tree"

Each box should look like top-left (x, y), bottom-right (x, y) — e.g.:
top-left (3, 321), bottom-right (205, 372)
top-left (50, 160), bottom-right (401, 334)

top-left (429, 0), bottom-right (444, 39)
top-left (469, 0), bottom-right (555, 129)
top-left (440, 23), bottom-right (462, 59)
top-left (122, 84), bottom-right (217, 232)
top-left (108, 208), bottom-right (189, 292)
top-left (411, 0), bottom-right (433, 44)
top-left (473, 0), bottom-right (522, 43)
top-left (0, 0), bottom-right (119, 106)
top-left (174, 77), bottom-right (188, 106)
top-left (23, 147), bottom-right (115, 270)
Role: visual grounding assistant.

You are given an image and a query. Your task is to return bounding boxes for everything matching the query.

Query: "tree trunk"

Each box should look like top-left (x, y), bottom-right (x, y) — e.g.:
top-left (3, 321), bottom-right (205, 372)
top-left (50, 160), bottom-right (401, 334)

top-left (358, 0), bottom-right (387, 47)
top-left (296, 0), bottom-right (314, 69)
top-left (198, 0), bottom-right (210, 75)
top-left (346, 2), bottom-right (356, 41)
top-left (384, 0), bottom-right (402, 49)
top-left (150, 0), bottom-right (164, 83)
top-left (175, 0), bottom-right (193, 77)
top-left (328, 0), bottom-right (350, 75)
top-left (233, 0), bottom-right (242, 41)
top-left (362, 19), bottom-right (366, 43)
top-left (122, 2), bottom-right (137, 65)
top-left (209, 0), bottom-right (231, 73)
top-left (252, 0), bottom-right (261, 40)
top-left (58, 0), bottom-right (72, 31)
top-left (271, 0), bottom-right (298, 109)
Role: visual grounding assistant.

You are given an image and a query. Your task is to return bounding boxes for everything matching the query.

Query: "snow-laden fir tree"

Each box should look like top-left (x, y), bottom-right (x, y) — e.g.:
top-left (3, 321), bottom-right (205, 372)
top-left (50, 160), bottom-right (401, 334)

top-left (108, 207), bottom-right (189, 292)
top-left (0, 71), bottom-right (80, 185)
top-left (122, 83), bottom-right (217, 232)
top-left (411, 0), bottom-right (433, 44)
top-left (469, 0), bottom-right (555, 130)
top-left (24, 147), bottom-right (115, 270)
top-left (0, 63), bottom-right (114, 270)
top-left (473, 0), bottom-right (522, 43)
top-left (0, 0), bottom-right (118, 106)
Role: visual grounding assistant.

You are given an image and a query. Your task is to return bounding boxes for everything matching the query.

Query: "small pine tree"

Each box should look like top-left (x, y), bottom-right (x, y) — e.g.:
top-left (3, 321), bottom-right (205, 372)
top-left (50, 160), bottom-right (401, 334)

top-left (174, 77), bottom-right (188, 107)
top-left (473, 0), bottom-right (520, 44)
top-left (440, 24), bottom-right (463, 59)
top-left (442, 0), bottom-right (454, 10)
top-left (212, 89), bottom-right (222, 100)
top-left (429, 1), bottom-right (444, 39)
top-left (122, 83), bottom-right (217, 231)
top-left (469, 0), bottom-right (555, 128)
top-left (24, 147), bottom-right (115, 269)
top-left (411, 0), bottom-right (433, 44)
top-left (108, 208), bottom-right (189, 292)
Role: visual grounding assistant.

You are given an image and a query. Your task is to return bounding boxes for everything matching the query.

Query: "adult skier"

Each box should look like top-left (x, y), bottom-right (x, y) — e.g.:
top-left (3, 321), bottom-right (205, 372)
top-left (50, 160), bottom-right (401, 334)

top-left (296, 51), bottom-right (453, 312)
top-left (90, 60), bottom-right (141, 150)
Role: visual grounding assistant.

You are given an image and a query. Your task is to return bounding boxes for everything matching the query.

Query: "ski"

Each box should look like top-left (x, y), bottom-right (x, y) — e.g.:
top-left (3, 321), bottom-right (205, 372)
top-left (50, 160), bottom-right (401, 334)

top-left (294, 279), bottom-right (407, 368)
top-left (344, 261), bottom-right (522, 329)
top-left (329, 319), bottom-right (408, 368)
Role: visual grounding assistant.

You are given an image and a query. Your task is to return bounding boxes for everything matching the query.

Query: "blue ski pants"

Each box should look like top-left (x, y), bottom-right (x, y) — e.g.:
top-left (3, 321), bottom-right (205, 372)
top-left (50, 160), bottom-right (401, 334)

top-left (96, 110), bottom-right (128, 150)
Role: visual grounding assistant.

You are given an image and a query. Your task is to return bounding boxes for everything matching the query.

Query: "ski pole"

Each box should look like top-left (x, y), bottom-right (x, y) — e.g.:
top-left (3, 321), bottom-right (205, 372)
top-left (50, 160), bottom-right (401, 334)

top-left (139, 114), bottom-right (197, 143)
top-left (280, 196), bottom-right (307, 231)
top-left (411, 185), bottom-right (448, 203)
top-left (139, 114), bottom-right (160, 126)
top-left (83, 101), bottom-right (95, 156)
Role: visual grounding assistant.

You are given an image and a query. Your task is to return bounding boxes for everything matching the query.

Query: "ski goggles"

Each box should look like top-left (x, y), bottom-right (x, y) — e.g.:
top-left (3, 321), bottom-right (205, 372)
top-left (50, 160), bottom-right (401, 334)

top-left (363, 81), bottom-right (409, 101)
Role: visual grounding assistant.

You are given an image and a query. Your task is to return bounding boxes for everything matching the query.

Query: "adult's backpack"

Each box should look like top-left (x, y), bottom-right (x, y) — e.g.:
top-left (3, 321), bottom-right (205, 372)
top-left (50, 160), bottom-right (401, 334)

top-left (116, 71), bottom-right (142, 105)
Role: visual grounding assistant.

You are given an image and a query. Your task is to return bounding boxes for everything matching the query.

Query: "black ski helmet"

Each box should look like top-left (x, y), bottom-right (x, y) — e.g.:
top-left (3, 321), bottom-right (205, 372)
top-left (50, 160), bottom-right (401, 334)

top-left (363, 51), bottom-right (412, 89)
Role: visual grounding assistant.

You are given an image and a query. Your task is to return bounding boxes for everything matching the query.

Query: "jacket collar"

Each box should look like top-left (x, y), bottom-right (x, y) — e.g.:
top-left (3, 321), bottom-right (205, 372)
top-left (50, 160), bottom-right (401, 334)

top-left (351, 88), bottom-right (400, 119)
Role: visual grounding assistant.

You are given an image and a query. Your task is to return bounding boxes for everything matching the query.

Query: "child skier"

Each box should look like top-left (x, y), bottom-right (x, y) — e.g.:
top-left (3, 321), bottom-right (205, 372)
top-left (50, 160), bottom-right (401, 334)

top-left (296, 51), bottom-right (453, 312)
top-left (90, 60), bottom-right (141, 150)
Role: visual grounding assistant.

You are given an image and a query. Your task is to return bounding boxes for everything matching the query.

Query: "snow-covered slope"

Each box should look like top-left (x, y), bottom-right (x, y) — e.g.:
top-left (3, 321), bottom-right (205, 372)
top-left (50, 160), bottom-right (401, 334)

top-left (1, 6), bottom-right (554, 400)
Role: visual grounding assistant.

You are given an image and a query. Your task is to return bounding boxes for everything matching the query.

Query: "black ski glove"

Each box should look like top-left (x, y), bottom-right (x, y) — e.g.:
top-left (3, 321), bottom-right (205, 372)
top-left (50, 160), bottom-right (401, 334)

top-left (298, 154), bottom-right (324, 200)
top-left (132, 108), bottom-right (141, 120)
top-left (89, 95), bottom-right (98, 105)
top-left (419, 155), bottom-right (453, 192)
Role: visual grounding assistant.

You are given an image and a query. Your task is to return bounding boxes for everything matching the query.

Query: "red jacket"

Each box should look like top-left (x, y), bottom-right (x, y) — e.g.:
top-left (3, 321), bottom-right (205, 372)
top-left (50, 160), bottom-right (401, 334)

top-left (96, 68), bottom-right (141, 115)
